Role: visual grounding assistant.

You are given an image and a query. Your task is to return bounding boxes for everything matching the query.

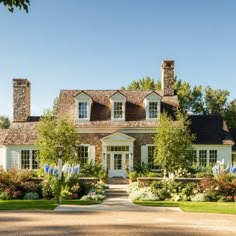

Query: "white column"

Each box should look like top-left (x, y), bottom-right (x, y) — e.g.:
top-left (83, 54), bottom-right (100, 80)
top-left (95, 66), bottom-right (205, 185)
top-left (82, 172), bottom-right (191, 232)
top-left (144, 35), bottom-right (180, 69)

top-left (102, 144), bottom-right (107, 170)
top-left (129, 145), bottom-right (134, 171)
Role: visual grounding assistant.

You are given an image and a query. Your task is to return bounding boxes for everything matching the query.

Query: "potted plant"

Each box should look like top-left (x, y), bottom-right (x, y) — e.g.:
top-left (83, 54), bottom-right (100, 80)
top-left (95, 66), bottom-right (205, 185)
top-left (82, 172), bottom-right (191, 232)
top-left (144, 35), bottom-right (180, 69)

top-left (128, 171), bottom-right (138, 184)
top-left (99, 170), bottom-right (108, 183)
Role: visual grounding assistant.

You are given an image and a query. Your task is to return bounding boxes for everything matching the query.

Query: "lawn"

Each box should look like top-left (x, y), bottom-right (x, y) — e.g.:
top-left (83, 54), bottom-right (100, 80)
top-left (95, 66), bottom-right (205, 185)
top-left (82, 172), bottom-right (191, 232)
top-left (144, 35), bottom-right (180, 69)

top-left (0, 199), bottom-right (102, 210)
top-left (134, 200), bottom-right (236, 214)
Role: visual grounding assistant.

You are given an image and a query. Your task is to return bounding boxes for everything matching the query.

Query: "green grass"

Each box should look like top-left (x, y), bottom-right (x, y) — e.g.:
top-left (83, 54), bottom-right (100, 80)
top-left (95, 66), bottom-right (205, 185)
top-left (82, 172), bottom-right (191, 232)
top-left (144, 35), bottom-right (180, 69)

top-left (134, 200), bottom-right (236, 214)
top-left (0, 199), bottom-right (102, 210)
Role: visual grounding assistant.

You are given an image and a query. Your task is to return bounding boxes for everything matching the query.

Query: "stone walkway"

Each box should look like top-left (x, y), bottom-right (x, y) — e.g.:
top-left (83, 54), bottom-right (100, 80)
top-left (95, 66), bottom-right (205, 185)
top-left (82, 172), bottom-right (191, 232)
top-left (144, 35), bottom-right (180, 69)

top-left (54, 184), bottom-right (181, 212)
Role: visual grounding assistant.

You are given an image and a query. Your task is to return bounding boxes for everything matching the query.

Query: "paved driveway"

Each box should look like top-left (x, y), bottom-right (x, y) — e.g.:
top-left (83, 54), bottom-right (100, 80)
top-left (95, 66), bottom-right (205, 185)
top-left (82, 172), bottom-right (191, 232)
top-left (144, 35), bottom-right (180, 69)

top-left (0, 209), bottom-right (236, 236)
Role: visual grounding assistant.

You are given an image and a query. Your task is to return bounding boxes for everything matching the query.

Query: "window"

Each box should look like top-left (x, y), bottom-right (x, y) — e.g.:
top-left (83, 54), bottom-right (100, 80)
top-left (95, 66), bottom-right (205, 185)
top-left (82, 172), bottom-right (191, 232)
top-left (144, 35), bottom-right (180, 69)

top-left (21, 150), bottom-right (30, 169)
top-left (21, 150), bottom-right (38, 170)
top-left (148, 146), bottom-right (158, 170)
top-left (209, 150), bottom-right (217, 165)
top-left (78, 102), bottom-right (88, 119)
top-left (192, 150), bottom-right (197, 164)
top-left (149, 102), bottom-right (158, 119)
top-left (199, 150), bottom-right (207, 167)
top-left (107, 146), bottom-right (129, 152)
top-left (114, 154), bottom-right (122, 170)
top-left (77, 146), bottom-right (89, 167)
top-left (113, 102), bottom-right (123, 119)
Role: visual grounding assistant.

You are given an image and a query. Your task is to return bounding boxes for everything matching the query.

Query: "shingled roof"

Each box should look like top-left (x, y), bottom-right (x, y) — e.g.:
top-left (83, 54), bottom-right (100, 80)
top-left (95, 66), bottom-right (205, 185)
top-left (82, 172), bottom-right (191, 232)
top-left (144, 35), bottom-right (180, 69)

top-left (190, 115), bottom-right (234, 145)
top-left (57, 90), bottom-right (179, 128)
top-left (0, 121), bottom-right (38, 145)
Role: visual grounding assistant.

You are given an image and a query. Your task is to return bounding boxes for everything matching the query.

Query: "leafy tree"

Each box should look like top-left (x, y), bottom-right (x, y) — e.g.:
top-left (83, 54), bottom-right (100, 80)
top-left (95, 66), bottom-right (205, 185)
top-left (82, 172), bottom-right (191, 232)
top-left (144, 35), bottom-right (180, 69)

top-left (36, 110), bottom-right (79, 166)
top-left (0, 116), bottom-right (10, 129)
top-left (121, 76), bottom-right (161, 90)
top-left (52, 97), bottom-right (59, 115)
top-left (224, 99), bottom-right (236, 128)
top-left (0, 0), bottom-right (30, 12)
top-left (154, 111), bottom-right (195, 175)
top-left (204, 86), bottom-right (229, 116)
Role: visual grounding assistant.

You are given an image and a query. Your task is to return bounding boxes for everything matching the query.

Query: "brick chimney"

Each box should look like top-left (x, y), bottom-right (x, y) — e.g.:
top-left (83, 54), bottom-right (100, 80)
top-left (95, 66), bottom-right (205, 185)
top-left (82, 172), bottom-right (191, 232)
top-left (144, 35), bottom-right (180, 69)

top-left (13, 79), bottom-right (31, 122)
top-left (161, 60), bottom-right (175, 96)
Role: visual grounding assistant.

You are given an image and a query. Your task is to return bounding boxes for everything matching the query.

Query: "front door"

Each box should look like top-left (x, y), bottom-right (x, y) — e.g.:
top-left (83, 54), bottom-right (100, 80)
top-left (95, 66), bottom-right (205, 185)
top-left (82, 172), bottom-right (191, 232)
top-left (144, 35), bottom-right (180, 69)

top-left (109, 153), bottom-right (126, 178)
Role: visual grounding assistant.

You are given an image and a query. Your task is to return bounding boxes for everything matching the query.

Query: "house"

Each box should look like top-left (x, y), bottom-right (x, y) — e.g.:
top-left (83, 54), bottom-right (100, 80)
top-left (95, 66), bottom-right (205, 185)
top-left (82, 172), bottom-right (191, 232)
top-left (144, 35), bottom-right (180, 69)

top-left (0, 60), bottom-right (234, 177)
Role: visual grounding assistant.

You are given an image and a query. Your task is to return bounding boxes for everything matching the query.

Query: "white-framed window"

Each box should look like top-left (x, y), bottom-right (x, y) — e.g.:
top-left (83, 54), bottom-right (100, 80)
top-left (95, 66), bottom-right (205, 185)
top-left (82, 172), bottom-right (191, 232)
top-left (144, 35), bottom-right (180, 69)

top-left (21, 150), bottom-right (39, 170)
top-left (77, 145), bottom-right (89, 167)
top-left (78, 102), bottom-right (88, 119)
top-left (149, 102), bottom-right (158, 119)
top-left (75, 92), bottom-right (92, 121)
top-left (110, 92), bottom-right (126, 121)
top-left (144, 92), bottom-right (161, 121)
top-left (209, 150), bottom-right (217, 165)
top-left (199, 150), bottom-right (207, 167)
top-left (147, 145), bottom-right (158, 170)
top-left (192, 149), bottom-right (197, 164)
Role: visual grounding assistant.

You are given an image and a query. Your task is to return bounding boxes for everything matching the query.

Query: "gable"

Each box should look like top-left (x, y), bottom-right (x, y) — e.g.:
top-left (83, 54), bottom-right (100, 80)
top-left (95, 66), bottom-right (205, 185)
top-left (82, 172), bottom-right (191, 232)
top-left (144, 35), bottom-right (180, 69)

top-left (75, 91), bottom-right (92, 102)
top-left (101, 131), bottom-right (135, 144)
top-left (110, 91), bottom-right (126, 102)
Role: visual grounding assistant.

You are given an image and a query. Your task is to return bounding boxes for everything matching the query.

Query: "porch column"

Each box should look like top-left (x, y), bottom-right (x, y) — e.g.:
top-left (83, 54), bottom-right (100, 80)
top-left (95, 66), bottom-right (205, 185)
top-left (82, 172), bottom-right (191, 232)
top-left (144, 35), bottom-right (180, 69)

top-left (102, 144), bottom-right (107, 170)
top-left (129, 144), bottom-right (134, 171)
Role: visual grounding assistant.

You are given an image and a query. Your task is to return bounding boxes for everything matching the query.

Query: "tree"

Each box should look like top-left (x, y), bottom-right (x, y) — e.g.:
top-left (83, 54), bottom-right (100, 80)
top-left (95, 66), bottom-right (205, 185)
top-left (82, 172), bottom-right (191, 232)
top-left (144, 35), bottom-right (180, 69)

top-left (224, 99), bottom-right (236, 128)
top-left (0, 116), bottom-right (10, 129)
top-left (0, 0), bottom-right (30, 13)
top-left (36, 110), bottom-right (79, 166)
top-left (121, 76), bottom-right (161, 90)
top-left (154, 111), bottom-right (195, 175)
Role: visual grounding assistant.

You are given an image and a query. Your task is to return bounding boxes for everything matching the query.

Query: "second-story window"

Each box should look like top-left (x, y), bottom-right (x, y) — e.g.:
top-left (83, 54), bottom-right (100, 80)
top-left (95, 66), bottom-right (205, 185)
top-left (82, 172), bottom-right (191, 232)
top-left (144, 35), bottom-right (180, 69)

top-left (79, 102), bottom-right (88, 119)
top-left (114, 102), bottom-right (123, 119)
top-left (149, 102), bottom-right (158, 119)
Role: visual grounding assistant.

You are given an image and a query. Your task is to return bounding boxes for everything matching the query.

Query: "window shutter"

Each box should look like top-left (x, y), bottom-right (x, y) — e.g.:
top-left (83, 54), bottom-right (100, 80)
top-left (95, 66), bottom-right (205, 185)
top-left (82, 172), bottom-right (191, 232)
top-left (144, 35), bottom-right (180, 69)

top-left (11, 150), bottom-right (20, 169)
top-left (88, 145), bottom-right (95, 164)
top-left (141, 145), bottom-right (148, 164)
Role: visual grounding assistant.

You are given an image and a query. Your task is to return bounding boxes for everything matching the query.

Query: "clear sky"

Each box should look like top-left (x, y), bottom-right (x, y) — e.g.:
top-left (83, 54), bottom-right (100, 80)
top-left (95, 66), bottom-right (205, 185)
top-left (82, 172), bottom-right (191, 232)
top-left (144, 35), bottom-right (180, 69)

top-left (0, 0), bottom-right (236, 119)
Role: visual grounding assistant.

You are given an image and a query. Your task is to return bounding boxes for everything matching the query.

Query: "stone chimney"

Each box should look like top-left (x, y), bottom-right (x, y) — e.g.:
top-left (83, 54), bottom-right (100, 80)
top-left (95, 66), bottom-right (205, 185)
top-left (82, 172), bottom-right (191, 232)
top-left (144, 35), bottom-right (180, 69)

top-left (161, 60), bottom-right (175, 96)
top-left (13, 79), bottom-right (31, 122)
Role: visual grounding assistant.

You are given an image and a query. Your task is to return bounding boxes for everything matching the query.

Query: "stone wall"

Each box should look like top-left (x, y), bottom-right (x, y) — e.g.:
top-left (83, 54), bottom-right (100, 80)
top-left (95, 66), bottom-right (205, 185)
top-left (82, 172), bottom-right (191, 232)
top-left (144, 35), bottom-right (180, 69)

top-left (161, 60), bottom-right (175, 96)
top-left (79, 132), bottom-right (155, 164)
top-left (13, 79), bottom-right (31, 122)
top-left (137, 177), bottom-right (202, 188)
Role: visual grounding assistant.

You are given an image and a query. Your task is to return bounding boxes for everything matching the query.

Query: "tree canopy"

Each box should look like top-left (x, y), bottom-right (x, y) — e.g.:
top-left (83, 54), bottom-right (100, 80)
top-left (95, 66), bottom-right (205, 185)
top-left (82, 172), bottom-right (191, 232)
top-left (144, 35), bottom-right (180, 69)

top-left (0, 116), bottom-right (10, 129)
top-left (36, 110), bottom-right (79, 166)
top-left (154, 111), bottom-right (195, 175)
top-left (0, 0), bottom-right (30, 13)
top-left (122, 76), bottom-right (236, 128)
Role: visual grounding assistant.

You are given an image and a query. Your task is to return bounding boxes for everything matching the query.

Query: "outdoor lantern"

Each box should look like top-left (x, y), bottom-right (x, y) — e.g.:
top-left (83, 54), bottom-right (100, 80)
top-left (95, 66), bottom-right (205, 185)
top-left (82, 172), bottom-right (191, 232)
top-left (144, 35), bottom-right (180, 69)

top-left (56, 145), bottom-right (64, 158)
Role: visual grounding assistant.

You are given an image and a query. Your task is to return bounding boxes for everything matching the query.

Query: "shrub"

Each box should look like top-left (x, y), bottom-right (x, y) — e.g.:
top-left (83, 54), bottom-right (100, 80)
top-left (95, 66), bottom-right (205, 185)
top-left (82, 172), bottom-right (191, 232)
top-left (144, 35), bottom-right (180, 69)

top-left (128, 171), bottom-right (138, 181)
top-left (79, 162), bottom-right (103, 178)
top-left (0, 192), bottom-right (11, 200)
top-left (13, 190), bottom-right (23, 199)
top-left (24, 192), bottom-right (39, 200)
top-left (191, 193), bottom-right (209, 202)
top-left (61, 188), bottom-right (72, 200)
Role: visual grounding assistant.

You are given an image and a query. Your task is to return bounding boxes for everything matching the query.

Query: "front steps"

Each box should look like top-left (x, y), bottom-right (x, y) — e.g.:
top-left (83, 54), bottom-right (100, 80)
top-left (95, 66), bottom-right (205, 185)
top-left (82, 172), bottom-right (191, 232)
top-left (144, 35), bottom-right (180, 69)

top-left (107, 177), bottom-right (129, 185)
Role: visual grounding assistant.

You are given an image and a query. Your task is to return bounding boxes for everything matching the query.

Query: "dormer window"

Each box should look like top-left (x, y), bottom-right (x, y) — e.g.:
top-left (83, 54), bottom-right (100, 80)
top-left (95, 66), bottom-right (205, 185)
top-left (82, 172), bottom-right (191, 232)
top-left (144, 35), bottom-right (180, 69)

top-left (149, 102), bottom-right (158, 119)
top-left (144, 91), bottom-right (161, 121)
top-left (75, 91), bottom-right (93, 121)
top-left (79, 102), bottom-right (88, 119)
top-left (110, 91), bottom-right (126, 121)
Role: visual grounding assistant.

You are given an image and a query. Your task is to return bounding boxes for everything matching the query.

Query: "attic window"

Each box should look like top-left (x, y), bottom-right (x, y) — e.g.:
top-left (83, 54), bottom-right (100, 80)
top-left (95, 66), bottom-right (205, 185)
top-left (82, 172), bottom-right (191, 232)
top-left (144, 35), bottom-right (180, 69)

top-left (114, 102), bottom-right (123, 119)
top-left (144, 92), bottom-right (161, 121)
top-left (110, 91), bottom-right (126, 121)
top-left (149, 102), bottom-right (158, 119)
top-left (74, 92), bottom-right (92, 121)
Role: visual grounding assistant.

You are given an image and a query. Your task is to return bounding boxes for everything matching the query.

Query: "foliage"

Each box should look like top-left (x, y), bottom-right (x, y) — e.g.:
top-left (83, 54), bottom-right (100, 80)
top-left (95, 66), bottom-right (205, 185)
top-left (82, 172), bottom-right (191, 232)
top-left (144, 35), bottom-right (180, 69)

top-left (121, 76), bottom-right (161, 90)
top-left (36, 110), bottom-right (79, 165)
top-left (61, 187), bottom-right (72, 200)
top-left (191, 193), bottom-right (209, 202)
top-left (79, 162), bottom-right (103, 178)
top-left (128, 171), bottom-right (138, 181)
top-left (0, 0), bottom-right (30, 12)
top-left (154, 111), bottom-right (195, 174)
top-left (23, 192), bottom-right (39, 200)
top-left (0, 115), bottom-right (10, 129)
top-left (98, 170), bottom-right (108, 180)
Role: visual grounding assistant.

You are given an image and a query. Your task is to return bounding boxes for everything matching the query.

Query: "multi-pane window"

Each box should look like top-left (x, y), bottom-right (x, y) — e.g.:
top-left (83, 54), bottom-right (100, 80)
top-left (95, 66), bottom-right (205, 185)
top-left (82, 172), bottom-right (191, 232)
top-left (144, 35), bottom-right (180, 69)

top-left (114, 102), bottom-right (123, 119)
top-left (192, 150), bottom-right (197, 164)
top-left (148, 146), bottom-right (158, 169)
top-left (149, 102), bottom-right (158, 119)
top-left (107, 146), bottom-right (129, 152)
top-left (199, 150), bottom-right (207, 167)
top-left (78, 102), bottom-right (88, 119)
top-left (77, 146), bottom-right (89, 167)
top-left (114, 154), bottom-right (122, 170)
top-left (32, 150), bottom-right (39, 170)
top-left (209, 150), bottom-right (217, 165)
top-left (21, 150), bottom-right (30, 169)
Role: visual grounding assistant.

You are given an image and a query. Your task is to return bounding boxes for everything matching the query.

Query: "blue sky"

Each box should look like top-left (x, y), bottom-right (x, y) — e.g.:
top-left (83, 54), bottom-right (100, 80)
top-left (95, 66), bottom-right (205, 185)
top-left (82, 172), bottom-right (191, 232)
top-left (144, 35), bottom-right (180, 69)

top-left (0, 0), bottom-right (236, 119)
